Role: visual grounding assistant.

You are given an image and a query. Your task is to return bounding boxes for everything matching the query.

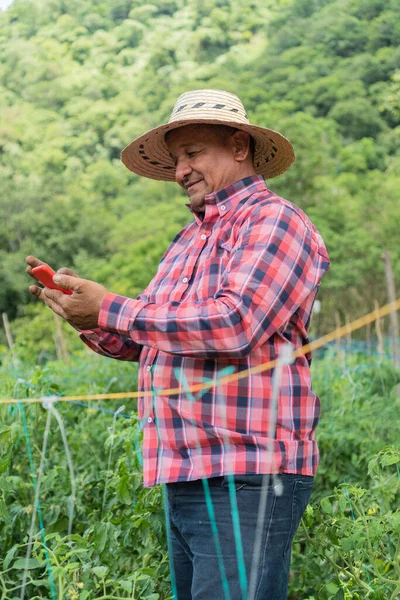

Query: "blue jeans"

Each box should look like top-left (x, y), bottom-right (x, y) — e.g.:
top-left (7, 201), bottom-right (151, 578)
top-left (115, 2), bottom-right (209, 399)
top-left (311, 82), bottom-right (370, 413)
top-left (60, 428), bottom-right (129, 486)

top-left (165, 474), bottom-right (313, 600)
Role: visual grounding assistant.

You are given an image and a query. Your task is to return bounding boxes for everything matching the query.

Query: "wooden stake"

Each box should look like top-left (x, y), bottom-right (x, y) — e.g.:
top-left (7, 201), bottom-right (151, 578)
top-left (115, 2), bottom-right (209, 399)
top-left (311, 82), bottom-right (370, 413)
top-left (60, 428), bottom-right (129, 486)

top-left (345, 313), bottom-right (352, 347)
top-left (335, 311), bottom-right (341, 352)
top-left (54, 314), bottom-right (70, 365)
top-left (383, 250), bottom-right (399, 367)
top-left (374, 299), bottom-right (384, 357)
top-left (2, 312), bottom-right (17, 369)
top-left (366, 320), bottom-right (371, 354)
top-left (53, 333), bottom-right (63, 361)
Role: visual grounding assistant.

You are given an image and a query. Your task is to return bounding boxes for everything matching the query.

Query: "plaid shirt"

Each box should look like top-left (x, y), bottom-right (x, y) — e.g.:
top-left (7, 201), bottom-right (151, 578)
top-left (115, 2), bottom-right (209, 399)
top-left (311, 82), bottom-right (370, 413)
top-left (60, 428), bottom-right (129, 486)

top-left (80, 175), bottom-right (330, 487)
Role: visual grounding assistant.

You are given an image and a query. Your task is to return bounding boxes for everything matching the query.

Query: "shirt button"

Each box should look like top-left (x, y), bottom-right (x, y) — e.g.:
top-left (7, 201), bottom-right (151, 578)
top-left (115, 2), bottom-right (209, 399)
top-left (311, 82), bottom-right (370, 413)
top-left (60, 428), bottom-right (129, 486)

top-left (200, 234), bottom-right (207, 240)
top-left (220, 205), bottom-right (226, 211)
top-left (147, 416), bottom-right (153, 423)
top-left (146, 365), bottom-right (151, 371)
top-left (182, 277), bottom-right (188, 283)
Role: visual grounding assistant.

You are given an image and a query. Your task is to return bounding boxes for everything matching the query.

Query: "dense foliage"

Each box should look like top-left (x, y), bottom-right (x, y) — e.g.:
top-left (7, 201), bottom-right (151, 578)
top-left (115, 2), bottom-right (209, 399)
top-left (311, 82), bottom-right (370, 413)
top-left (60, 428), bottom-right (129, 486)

top-left (0, 348), bottom-right (399, 599)
top-left (0, 0), bottom-right (399, 342)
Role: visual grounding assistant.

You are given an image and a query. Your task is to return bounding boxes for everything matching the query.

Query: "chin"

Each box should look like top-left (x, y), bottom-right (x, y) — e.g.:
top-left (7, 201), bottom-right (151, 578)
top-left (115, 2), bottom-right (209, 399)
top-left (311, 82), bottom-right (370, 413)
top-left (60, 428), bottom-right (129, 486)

top-left (189, 193), bottom-right (204, 205)
top-left (190, 198), bottom-right (206, 212)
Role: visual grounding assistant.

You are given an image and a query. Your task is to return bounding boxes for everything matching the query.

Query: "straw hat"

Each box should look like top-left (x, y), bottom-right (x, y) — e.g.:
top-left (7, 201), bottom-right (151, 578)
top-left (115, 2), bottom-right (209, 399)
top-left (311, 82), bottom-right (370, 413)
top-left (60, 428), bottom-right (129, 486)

top-left (121, 89), bottom-right (295, 181)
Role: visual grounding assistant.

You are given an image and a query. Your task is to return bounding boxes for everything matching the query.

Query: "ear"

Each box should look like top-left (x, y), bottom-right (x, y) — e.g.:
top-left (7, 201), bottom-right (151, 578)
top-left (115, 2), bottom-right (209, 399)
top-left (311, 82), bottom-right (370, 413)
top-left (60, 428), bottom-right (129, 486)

top-left (231, 130), bottom-right (252, 162)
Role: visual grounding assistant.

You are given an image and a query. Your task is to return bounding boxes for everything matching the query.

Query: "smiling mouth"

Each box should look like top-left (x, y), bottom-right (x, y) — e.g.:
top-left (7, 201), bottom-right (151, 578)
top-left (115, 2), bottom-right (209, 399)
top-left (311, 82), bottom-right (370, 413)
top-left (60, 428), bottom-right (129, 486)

top-left (186, 180), bottom-right (202, 191)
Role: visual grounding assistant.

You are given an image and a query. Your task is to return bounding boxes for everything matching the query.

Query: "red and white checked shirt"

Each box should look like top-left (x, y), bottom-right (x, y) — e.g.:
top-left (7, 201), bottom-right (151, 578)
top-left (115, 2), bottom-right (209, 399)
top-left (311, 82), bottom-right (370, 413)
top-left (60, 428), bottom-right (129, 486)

top-left (80, 175), bottom-right (330, 487)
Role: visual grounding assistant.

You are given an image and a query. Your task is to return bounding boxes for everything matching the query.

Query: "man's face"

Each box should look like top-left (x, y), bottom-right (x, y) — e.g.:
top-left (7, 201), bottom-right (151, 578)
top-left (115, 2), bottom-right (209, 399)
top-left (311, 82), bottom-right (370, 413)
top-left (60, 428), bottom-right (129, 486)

top-left (165, 124), bottom-right (242, 212)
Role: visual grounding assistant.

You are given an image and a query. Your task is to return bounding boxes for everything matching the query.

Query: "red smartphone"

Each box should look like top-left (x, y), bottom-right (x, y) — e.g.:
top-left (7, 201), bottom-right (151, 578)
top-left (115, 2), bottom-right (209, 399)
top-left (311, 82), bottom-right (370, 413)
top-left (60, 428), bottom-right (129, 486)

top-left (32, 265), bottom-right (73, 295)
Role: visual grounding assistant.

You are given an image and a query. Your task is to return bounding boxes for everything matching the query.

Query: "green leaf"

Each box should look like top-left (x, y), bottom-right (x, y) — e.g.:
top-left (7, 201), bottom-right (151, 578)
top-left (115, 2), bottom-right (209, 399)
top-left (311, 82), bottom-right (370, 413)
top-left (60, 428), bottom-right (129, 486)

top-left (338, 494), bottom-right (348, 513)
top-left (381, 454), bottom-right (400, 467)
top-left (30, 579), bottom-right (50, 587)
top-left (320, 497), bottom-right (333, 515)
top-left (341, 533), bottom-right (365, 552)
top-left (4, 545), bottom-right (19, 569)
top-left (0, 427), bottom-right (11, 443)
top-left (119, 579), bottom-right (133, 592)
top-left (92, 566), bottom-right (108, 579)
top-left (0, 498), bottom-right (8, 519)
top-left (0, 449), bottom-right (12, 474)
top-left (65, 561), bottom-right (80, 570)
top-left (68, 533), bottom-right (85, 543)
top-left (326, 582), bottom-right (339, 594)
top-left (44, 532), bottom-right (61, 542)
top-left (93, 523), bottom-right (109, 553)
top-left (12, 558), bottom-right (43, 569)
top-left (141, 567), bottom-right (157, 577)
top-left (117, 474), bottom-right (132, 505)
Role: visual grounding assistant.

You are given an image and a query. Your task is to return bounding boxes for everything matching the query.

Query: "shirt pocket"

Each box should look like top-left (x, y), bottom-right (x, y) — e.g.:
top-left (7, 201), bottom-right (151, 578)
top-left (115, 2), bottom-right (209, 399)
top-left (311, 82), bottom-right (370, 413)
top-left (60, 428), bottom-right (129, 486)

top-left (193, 239), bottom-right (233, 301)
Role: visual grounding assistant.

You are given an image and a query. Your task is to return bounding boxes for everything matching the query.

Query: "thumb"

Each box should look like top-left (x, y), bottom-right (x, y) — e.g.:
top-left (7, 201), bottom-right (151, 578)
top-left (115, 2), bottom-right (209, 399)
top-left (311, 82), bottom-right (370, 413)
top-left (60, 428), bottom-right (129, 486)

top-left (52, 273), bottom-right (81, 291)
top-left (57, 266), bottom-right (79, 278)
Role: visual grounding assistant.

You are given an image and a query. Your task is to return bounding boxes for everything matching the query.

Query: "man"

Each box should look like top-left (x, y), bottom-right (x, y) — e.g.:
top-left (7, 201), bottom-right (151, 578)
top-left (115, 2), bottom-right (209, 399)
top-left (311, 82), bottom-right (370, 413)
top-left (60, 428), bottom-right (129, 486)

top-left (27, 89), bottom-right (330, 599)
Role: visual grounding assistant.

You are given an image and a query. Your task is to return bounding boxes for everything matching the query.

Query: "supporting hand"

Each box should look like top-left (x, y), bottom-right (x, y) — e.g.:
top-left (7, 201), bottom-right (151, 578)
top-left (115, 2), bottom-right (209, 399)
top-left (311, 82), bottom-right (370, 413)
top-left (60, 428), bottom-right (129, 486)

top-left (26, 256), bottom-right (108, 330)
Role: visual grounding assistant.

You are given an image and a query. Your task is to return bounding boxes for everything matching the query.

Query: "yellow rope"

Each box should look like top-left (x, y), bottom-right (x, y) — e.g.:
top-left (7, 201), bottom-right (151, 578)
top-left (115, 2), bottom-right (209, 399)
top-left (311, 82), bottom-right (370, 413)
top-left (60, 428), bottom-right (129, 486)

top-left (1, 297), bottom-right (399, 406)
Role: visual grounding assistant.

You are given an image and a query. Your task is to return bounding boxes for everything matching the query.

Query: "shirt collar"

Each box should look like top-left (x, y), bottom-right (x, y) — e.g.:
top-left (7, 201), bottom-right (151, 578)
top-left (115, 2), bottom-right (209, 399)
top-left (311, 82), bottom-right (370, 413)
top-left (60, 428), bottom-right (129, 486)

top-left (186, 175), bottom-right (268, 225)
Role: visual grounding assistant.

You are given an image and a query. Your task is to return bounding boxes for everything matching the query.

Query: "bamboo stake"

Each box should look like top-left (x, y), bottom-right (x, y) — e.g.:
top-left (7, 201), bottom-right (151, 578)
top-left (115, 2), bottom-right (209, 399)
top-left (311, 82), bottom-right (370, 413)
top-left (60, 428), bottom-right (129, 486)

top-left (374, 299), bottom-right (384, 357)
top-left (53, 314), bottom-right (70, 365)
top-left (345, 313), bottom-right (352, 348)
top-left (383, 250), bottom-right (400, 367)
top-left (335, 311), bottom-right (341, 353)
top-left (53, 334), bottom-right (63, 361)
top-left (2, 312), bottom-right (17, 369)
top-left (366, 320), bottom-right (371, 354)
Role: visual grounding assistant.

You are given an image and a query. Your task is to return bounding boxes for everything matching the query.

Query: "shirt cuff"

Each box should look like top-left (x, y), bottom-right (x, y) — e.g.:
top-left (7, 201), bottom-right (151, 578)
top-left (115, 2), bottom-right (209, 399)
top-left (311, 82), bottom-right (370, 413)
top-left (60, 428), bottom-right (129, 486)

top-left (70, 322), bottom-right (103, 338)
top-left (98, 292), bottom-right (147, 335)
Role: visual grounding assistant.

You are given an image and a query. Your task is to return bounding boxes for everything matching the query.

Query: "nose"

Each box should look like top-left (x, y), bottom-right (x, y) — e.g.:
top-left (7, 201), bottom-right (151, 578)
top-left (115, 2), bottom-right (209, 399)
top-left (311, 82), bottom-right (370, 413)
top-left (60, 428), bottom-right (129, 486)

top-left (175, 158), bottom-right (192, 186)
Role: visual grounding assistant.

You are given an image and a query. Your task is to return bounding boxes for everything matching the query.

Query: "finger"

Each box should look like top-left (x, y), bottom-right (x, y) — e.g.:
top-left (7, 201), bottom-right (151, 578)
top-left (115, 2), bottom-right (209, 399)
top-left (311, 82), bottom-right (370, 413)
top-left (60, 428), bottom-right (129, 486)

top-left (52, 273), bottom-right (82, 292)
top-left (26, 256), bottom-right (48, 279)
top-left (42, 288), bottom-right (69, 319)
top-left (30, 284), bottom-right (69, 321)
top-left (43, 287), bottom-right (67, 304)
top-left (29, 285), bottom-right (45, 299)
top-left (44, 297), bottom-right (69, 321)
top-left (57, 267), bottom-right (79, 278)
top-left (26, 255), bottom-right (47, 268)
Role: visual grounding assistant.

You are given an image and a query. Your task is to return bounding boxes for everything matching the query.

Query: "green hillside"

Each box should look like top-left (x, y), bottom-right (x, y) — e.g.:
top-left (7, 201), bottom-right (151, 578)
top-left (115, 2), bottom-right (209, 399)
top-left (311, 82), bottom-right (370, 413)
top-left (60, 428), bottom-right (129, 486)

top-left (0, 0), bottom-right (399, 346)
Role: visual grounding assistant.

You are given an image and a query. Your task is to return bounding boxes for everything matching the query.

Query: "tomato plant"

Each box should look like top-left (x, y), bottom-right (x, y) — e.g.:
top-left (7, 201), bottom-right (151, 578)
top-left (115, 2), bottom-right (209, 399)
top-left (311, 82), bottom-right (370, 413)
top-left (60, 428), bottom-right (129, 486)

top-left (0, 347), bottom-right (399, 599)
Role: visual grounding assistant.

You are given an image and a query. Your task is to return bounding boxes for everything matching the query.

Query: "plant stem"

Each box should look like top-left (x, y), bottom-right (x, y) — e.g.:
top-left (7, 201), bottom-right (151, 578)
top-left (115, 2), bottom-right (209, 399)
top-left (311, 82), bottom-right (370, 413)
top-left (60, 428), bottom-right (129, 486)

top-left (389, 583), bottom-right (400, 600)
top-left (58, 573), bottom-right (64, 600)
top-left (131, 574), bottom-right (136, 599)
top-left (341, 557), bottom-right (375, 594)
top-left (394, 532), bottom-right (400, 578)
top-left (94, 596), bottom-right (132, 600)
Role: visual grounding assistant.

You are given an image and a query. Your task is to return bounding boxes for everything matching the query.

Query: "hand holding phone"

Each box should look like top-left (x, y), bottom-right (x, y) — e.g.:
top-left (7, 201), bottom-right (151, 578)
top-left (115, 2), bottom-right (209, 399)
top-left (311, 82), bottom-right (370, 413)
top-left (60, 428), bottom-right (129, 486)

top-left (32, 265), bottom-right (73, 295)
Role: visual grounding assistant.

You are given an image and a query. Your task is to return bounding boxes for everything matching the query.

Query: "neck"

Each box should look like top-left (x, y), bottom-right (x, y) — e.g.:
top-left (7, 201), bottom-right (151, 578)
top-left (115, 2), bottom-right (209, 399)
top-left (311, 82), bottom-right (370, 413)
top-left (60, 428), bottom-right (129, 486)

top-left (237, 163), bottom-right (258, 180)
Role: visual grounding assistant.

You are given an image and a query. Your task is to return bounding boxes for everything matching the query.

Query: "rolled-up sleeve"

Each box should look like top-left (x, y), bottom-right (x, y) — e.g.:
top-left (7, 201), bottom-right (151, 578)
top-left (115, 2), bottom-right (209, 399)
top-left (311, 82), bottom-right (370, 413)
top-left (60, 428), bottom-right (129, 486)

top-left (78, 327), bottom-right (142, 362)
top-left (97, 204), bottom-right (329, 359)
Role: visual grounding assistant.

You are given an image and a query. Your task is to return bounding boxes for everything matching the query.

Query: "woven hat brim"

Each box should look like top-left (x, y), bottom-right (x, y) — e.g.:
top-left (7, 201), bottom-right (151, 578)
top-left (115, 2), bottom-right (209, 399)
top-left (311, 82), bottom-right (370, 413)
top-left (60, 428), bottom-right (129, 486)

top-left (121, 119), bottom-right (295, 182)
